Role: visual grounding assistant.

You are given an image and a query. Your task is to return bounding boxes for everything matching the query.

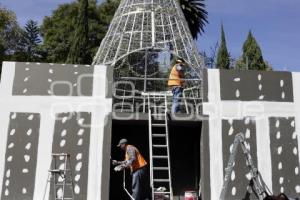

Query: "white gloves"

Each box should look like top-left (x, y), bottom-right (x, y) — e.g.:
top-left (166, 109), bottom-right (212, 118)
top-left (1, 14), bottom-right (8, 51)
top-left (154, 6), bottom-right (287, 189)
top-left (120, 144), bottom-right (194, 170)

top-left (112, 160), bottom-right (119, 166)
top-left (114, 164), bottom-right (126, 172)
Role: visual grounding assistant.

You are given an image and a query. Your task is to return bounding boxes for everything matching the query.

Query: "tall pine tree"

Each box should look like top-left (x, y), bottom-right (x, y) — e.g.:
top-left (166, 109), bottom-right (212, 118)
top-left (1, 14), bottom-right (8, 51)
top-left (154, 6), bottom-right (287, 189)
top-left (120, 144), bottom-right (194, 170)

top-left (216, 24), bottom-right (230, 69)
top-left (20, 20), bottom-right (42, 61)
top-left (238, 31), bottom-right (266, 70)
top-left (67, 0), bottom-right (90, 64)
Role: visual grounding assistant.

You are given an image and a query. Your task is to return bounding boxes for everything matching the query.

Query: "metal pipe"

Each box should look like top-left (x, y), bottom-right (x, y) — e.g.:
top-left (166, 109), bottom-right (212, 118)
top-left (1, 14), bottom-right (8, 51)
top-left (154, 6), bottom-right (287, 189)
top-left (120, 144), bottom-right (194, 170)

top-left (123, 170), bottom-right (135, 200)
top-left (119, 77), bottom-right (201, 81)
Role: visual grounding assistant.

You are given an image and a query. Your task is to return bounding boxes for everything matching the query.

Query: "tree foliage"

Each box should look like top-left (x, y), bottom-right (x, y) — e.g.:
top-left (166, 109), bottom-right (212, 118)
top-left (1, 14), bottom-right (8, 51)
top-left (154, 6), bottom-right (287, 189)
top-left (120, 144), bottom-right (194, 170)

top-left (179, 0), bottom-right (208, 39)
top-left (111, 0), bottom-right (208, 39)
top-left (201, 42), bottom-right (218, 68)
top-left (236, 31), bottom-right (267, 70)
top-left (67, 0), bottom-right (90, 64)
top-left (0, 6), bottom-right (22, 57)
top-left (216, 24), bottom-right (230, 69)
top-left (1, 0), bottom-right (207, 67)
top-left (41, 0), bottom-right (119, 64)
top-left (17, 20), bottom-right (43, 61)
top-left (41, 2), bottom-right (81, 63)
top-left (0, 7), bottom-right (47, 78)
top-left (0, 5), bottom-right (22, 77)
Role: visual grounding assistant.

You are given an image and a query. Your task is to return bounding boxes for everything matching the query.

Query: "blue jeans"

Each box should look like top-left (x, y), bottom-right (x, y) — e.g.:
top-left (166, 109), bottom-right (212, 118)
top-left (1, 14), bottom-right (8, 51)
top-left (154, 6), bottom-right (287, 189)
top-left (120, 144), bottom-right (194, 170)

top-left (132, 167), bottom-right (148, 200)
top-left (171, 86), bottom-right (183, 113)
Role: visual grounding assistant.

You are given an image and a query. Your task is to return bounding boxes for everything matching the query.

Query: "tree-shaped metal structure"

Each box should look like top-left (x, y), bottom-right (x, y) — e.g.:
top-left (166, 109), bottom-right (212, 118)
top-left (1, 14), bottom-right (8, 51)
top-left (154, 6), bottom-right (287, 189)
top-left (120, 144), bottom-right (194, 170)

top-left (93, 0), bottom-right (204, 74)
top-left (93, 0), bottom-right (205, 113)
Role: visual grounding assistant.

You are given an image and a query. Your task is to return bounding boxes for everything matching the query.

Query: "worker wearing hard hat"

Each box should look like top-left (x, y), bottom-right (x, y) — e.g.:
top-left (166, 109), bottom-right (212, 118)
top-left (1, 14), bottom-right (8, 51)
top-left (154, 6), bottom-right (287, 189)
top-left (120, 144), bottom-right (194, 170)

top-left (112, 138), bottom-right (148, 200)
top-left (168, 58), bottom-right (186, 113)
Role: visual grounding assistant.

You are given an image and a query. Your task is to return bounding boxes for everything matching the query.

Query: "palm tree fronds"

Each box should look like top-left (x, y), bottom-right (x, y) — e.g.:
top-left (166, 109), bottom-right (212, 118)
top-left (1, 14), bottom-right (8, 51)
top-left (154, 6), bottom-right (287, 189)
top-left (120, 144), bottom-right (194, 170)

top-left (179, 0), bottom-right (208, 39)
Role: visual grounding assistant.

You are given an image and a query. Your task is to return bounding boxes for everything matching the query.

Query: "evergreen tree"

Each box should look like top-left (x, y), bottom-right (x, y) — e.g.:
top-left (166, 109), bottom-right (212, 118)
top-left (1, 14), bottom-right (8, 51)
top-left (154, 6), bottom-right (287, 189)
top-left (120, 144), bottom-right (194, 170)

top-left (216, 24), bottom-right (230, 69)
top-left (237, 31), bottom-right (266, 70)
top-left (67, 0), bottom-right (90, 64)
top-left (19, 20), bottom-right (42, 61)
top-left (41, 2), bottom-right (81, 63)
top-left (41, 1), bottom-right (116, 63)
top-left (41, 0), bottom-right (207, 64)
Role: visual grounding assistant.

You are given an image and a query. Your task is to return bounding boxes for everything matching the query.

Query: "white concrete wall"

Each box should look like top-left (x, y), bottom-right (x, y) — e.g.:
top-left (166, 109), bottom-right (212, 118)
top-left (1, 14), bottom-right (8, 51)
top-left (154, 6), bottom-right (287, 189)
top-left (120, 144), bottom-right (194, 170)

top-left (203, 69), bottom-right (300, 200)
top-left (0, 62), bottom-right (113, 200)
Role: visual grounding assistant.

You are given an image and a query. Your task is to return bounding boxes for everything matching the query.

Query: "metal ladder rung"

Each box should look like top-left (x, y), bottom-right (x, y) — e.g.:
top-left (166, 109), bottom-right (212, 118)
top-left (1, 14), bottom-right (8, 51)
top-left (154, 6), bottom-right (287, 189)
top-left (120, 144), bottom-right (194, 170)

top-left (152, 113), bottom-right (165, 116)
top-left (153, 134), bottom-right (166, 137)
top-left (153, 155), bottom-right (168, 159)
top-left (153, 167), bottom-right (169, 170)
top-left (152, 117), bottom-right (165, 119)
top-left (45, 153), bottom-right (75, 200)
top-left (219, 133), bottom-right (266, 200)
top-left (147, 92), bottom-right (173, 199)
top-left (152, 117), bottom-right (165, 120)
top-left (153, 179), bottom-right (170, 182)
top-left (152, 124), bottom-right (166, 127)
top-left (153, 144), bottom-right (167, 148)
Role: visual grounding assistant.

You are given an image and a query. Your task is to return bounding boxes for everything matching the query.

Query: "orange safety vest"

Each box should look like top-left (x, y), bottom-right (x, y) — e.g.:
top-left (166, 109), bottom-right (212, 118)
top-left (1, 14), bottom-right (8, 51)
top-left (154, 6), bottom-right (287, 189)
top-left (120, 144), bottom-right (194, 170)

top-left (125, 145), bottom-right (147, 172)
top-left (168, 64), bottom-right (184, 86)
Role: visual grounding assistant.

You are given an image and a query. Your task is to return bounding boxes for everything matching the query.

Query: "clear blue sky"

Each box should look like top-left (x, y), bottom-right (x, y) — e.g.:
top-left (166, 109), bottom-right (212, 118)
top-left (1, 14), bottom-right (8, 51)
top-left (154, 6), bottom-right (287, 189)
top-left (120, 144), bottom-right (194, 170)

top-left (198, 0), bottom-right (300, 72)
top-left (1, 0), bottom-right (299, 71)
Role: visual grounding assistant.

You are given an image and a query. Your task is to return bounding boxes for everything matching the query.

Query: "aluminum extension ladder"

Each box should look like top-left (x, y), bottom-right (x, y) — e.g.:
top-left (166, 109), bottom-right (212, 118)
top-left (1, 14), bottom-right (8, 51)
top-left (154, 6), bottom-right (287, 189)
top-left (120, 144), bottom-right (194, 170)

top-left (219, 133), bottom-right (269, 200)
top-left (146, 92), bottom-right (173, 200)
top-left (43, 153), bottom-right (75, 200)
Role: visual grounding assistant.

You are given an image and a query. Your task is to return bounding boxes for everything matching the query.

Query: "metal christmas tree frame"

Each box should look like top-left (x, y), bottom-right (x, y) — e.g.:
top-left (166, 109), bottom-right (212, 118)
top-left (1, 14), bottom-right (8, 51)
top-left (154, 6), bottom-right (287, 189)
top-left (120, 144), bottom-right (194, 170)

top-left (93, 0), bottom-right (204, 113)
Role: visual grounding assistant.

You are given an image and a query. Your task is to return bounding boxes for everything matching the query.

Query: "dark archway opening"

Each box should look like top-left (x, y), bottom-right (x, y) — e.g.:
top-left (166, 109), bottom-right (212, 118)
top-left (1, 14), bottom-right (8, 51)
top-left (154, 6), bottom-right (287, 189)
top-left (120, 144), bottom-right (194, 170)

top-left (109, 119), bottom-right (201, 200)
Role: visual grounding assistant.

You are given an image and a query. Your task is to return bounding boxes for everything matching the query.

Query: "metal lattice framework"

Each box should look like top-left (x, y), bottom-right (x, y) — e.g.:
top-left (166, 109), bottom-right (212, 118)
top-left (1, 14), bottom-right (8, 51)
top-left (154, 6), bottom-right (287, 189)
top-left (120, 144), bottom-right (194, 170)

top-left (93, 0), bottom-right (205, 79)
top-left (93, 0), bottom-right (205, 114)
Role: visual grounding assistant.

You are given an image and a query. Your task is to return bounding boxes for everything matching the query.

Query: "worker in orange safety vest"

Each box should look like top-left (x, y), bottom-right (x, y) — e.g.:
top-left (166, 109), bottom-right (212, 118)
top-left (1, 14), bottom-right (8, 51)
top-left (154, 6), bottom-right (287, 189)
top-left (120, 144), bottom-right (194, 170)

top-left (112, 138), bottom-right (149, 200)
top-left (168, 58), bottom-right (186, 113)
